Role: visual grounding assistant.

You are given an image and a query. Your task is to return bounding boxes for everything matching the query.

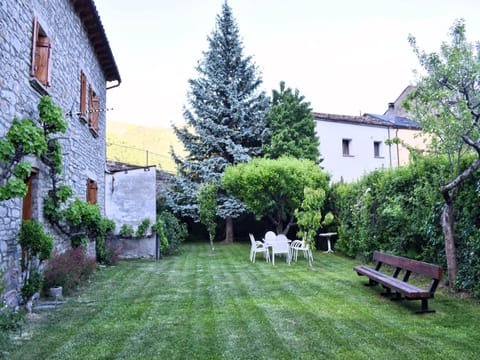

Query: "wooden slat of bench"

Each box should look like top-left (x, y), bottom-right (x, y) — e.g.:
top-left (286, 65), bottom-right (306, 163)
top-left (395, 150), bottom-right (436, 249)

top-left (373, 251), bottom-right (443, 280)
top-left (354, 265), bottom-right (431, 298)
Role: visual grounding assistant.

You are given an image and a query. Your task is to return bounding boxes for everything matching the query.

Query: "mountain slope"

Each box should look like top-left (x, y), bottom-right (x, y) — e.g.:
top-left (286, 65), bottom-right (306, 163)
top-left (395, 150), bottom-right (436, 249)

top-left (106, 121), bottom-right (185, 173)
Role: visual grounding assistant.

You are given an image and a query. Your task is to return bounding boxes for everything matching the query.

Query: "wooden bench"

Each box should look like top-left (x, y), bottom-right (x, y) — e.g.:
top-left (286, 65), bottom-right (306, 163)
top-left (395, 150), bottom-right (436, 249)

top-left (353, 251), bottom-right (443, 314)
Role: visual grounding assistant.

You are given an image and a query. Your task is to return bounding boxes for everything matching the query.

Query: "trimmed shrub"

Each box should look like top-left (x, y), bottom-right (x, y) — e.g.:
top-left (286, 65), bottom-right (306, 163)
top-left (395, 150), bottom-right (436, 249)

top-left (43, 247), bottom-right (97, 294)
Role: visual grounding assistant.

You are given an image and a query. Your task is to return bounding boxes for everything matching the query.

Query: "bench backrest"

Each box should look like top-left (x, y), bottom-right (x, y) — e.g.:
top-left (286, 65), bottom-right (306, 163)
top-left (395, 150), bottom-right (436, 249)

top-left (373, 251), bottom-right (443, 280)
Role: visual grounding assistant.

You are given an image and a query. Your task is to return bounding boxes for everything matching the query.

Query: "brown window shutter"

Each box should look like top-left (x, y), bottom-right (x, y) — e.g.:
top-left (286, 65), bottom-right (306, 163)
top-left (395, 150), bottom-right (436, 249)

top-left (46, 39), bottom-right (52, 87)
top-left (22, 176), bottom-right (33, 220)
top-left (31, 17), bottom-right (38, 77)
top-left (80, 71), bottom-right (87, 115)
top-left (35, 36), bottom-right (51, 87)
top-left (90, 95), bottom-right (100, 131)
top-left (87, 179), bottom-right (98, 204)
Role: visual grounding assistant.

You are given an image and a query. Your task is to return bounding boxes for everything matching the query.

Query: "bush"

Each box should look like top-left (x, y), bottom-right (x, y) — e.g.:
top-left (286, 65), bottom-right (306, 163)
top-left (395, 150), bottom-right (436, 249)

top-left (135, 218), bottom-right (151, 237)
top-left (20, 270), bottom-right (43, 302)
top-left (0, 301), bottom-right (25, 352)
top-left (329, 153), bottom-right (480, 296)
top-left (101, 241), bottom-right (123, 266)
top-left (119, 224), bottom-right (134, 238)
top-left (95, 218), bottom-right (116, 265)
top-left (18, 220), bottom-right (53, 302)
top-left (43, 247), bottom-right (97, 294)
top-left (153, 211), bottom-right (188, 256)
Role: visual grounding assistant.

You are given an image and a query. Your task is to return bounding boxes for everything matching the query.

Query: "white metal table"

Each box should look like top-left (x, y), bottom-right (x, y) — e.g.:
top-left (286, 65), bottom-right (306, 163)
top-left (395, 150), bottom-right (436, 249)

top-left (319, 232), bottom-right (337, 253)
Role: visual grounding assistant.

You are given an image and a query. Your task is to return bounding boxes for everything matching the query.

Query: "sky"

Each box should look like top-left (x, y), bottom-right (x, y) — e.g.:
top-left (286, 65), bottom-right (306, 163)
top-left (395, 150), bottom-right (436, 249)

top-left (95, 0), bottom-right (480, 128)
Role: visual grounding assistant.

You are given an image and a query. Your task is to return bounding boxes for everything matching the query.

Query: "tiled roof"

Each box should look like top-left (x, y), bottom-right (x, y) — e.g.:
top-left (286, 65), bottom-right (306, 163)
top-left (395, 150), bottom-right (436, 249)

top-left (313, 112), bottom-right (421, 130)
top-left (312, 112), bottom-right (393, 127)
top-left (364, 113), bottom-right (422, 129)
top-left (71, 0), bottom-right (121, 83)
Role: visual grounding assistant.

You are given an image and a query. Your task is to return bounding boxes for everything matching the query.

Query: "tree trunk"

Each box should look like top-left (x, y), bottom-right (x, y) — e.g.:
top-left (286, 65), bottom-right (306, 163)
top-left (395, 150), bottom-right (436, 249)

top-left (223, 216), bottom-right (234, 243)
top-left (275, 222), bottom-right (283, 234)
top-left (441, 199), bottom-right (457, 286)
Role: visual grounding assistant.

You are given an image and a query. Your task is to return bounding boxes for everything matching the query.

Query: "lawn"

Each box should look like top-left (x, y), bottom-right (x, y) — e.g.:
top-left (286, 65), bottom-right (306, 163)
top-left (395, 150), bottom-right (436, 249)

top-left (6, 243), bottom-right (480, 359)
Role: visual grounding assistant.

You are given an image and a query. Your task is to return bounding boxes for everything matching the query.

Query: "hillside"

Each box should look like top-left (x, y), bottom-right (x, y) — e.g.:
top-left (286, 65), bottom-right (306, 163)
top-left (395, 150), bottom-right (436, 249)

top-left (106, 121), bottom-right (185, 173)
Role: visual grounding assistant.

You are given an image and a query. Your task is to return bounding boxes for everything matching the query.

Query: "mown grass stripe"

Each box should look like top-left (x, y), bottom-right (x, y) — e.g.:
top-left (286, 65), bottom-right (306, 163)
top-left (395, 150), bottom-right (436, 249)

top-left (7, 242), bottom-right (480, 360)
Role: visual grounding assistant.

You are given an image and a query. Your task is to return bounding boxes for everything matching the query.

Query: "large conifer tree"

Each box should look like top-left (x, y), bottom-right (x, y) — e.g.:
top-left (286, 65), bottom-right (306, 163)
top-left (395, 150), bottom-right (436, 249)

top-left (170, 1), bottom-right (270, 243)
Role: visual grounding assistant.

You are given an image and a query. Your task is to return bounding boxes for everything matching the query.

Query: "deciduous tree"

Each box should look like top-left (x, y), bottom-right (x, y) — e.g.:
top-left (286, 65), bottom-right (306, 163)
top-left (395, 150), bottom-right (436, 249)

top-left (404, 19), bottom-right (480, 286)
top-left (222, 157), bottom-right (330, 234)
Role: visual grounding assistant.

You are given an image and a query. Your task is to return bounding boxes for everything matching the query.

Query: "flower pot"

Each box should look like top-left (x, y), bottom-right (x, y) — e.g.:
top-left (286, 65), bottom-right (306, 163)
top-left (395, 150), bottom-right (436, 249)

top-left (49, 286), bottom-right (63, 299)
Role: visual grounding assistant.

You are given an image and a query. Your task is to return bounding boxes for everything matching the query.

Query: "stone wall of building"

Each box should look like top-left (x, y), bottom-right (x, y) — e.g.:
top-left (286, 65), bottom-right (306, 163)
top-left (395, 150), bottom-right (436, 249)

top-left (0, 0), bottom-right (109, 302)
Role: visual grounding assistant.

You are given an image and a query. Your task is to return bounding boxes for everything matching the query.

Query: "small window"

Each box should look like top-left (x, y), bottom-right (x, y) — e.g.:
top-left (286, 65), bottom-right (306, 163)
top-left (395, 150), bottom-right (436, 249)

top-left (88, 85), bottom-right (100, 134)
top-left (374, 141), bottom-right (382, 158)
top-left (31, 17), bottom-right (52, 89)
top-left (86, 179), bottom-right (98, 204)
top-left (342, 139), bottom-right (351, 156)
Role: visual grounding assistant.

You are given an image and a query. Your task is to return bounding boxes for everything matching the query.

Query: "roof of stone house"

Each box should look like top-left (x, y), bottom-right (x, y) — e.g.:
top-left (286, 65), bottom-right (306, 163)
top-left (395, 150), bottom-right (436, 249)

top-left (71, 0), bottom-right (121, 84)
top-left (312, 112), bottom-right (394, 127)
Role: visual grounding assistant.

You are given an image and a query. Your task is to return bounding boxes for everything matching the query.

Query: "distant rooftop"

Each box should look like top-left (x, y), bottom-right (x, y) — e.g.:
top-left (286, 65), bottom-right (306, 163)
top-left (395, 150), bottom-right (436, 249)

top-left (312, 112), bottom-right (389, 127)
top-left (364, 113), bottom-right (421, 129)
top-left (312, 111), bottom-right (420, 129)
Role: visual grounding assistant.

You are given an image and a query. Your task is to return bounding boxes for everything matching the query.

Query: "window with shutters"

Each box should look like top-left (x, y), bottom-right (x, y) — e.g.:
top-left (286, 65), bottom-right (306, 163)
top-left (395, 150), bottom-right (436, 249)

top-left (86, 179), bottom-right (98, 204)
top-left (30, 17), bottom-right (52, 94)
top-left (88, 85), bottom-right (100, 136)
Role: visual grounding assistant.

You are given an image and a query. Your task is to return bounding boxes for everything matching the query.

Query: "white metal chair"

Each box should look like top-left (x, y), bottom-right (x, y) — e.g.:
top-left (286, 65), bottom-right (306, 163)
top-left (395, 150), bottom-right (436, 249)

top-left (288, 239), bottom-right (313, 266)
top-left (249, 233), bottom-right (269, 263)
top-left (263, 231), bottom-right (276, 245)
top-left (271, 234), bottom-right (290, 265)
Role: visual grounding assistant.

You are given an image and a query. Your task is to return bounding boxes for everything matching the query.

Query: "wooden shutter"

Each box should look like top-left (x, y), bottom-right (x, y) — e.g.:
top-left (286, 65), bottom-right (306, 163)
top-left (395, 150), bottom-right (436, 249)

top-left (80, 71), bottom-right (87, 115)
top-left (22, 176), bottom-right (33, 220)
top-left (87, 179), bottom-right (98, 204)
top-left (90, 95), bottom-right (100, 131)
top-left (35, 36), bottom-right (51, 87)
top-left (30, 17), bottom-right (39, 77)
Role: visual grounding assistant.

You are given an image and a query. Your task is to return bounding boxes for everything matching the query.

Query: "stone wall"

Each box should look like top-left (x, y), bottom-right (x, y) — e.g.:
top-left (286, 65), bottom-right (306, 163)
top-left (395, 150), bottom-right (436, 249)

top-left (108, 236), bottom-right (157, 260)
top-left (0, 0), bottom-right (109, 302)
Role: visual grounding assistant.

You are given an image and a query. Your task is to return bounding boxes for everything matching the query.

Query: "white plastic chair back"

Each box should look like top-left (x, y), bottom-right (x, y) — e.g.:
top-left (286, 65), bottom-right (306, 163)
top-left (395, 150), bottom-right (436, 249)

top-left (271, 234), bottom-right (290, 265)
top-left (264, 231), bottom-right (276, 245)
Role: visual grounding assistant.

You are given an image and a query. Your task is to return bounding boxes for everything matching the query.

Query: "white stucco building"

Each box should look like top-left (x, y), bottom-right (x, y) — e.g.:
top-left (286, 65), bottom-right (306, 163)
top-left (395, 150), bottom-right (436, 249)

top-left (314, 87), bottom-right (424, 183)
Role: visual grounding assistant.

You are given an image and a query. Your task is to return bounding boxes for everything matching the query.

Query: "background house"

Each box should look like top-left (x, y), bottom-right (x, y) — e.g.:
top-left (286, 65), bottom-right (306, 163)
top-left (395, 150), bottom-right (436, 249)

top-left (314, 87), bottom-right (424, 183)
top-left (0, 0), bottom-right (120, 304)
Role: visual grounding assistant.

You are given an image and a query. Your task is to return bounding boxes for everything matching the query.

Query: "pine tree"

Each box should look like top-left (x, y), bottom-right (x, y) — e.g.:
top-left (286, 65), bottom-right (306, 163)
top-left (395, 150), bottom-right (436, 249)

top-left (264, 81), bottom-right (320, 162)
top-left (169, 1), bottom-right (270, 243)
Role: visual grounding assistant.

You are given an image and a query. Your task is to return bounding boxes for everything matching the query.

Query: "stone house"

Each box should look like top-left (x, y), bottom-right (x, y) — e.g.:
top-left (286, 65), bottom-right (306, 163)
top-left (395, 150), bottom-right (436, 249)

top-left (0, 0), bottom-right (120, 304)
top-left (314, 87), bottom-right (424, 183)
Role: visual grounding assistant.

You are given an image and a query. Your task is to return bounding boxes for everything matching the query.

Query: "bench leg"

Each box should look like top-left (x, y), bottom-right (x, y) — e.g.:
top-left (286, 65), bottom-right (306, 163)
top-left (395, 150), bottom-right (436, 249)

top-left (364, 279), bottom-right (378, 287)
top-left (388, 292), bottom-right (404, 301)
top-left (415, 299), bottom-right (435, 314)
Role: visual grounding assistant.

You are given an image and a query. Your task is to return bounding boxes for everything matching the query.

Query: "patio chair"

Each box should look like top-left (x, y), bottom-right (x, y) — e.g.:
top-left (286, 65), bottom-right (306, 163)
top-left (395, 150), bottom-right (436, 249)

top-left (263, 231), bottom-right (276, 245)
top-left (271, 234), bottom-right (290, 265)
top-left (288, 239), bottom-right (313, 266)
top-left (249, 233), bottom-right (269, 263)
